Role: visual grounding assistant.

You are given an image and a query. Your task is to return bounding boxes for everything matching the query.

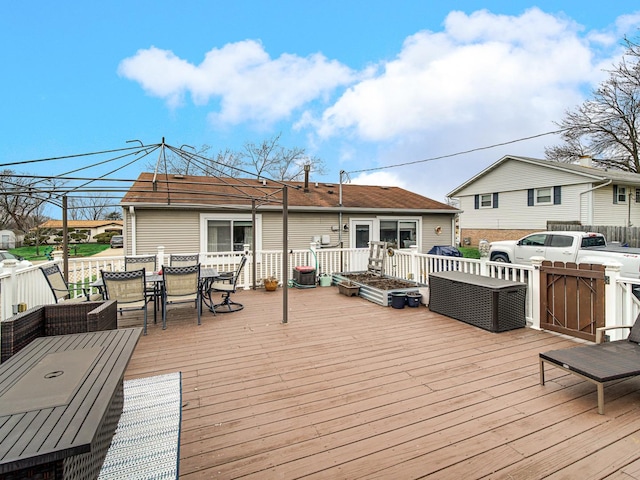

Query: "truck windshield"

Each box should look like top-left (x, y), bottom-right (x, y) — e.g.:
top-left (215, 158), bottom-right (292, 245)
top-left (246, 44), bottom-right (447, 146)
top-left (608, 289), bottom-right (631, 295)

top-left (581, 236), bottom-right (606, 248)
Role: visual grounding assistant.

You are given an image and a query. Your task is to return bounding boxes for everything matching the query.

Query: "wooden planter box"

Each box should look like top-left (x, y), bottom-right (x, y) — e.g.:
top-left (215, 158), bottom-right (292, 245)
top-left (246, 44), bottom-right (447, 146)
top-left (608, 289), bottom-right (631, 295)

top-left (337, 283), bottom-right (360, 297)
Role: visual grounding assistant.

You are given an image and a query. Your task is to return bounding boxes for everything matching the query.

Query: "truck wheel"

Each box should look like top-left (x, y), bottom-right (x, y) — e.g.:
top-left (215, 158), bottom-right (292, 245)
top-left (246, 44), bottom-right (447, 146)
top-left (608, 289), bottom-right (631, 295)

top-left (491, 253), bottom-right (510, 263)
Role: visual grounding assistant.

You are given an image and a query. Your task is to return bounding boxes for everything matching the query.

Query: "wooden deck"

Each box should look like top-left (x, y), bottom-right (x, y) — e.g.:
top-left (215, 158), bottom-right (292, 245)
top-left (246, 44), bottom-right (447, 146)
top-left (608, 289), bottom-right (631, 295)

top-left (120, 286), bottom-right (640, 479)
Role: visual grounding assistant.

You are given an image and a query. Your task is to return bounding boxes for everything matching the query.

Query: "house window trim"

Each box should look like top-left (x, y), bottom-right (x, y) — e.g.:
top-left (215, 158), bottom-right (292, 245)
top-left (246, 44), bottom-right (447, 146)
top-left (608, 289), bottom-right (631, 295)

top-left (534, 187), bottom-right (553, 205)
top-left (199, 213), bottom-right (262, 253)
top-left (615, 185), bottom-right (628, 204)
top-left (479, 193), bottom-right (493, 209)
top-left (376, 216), bottom-right (422, 250)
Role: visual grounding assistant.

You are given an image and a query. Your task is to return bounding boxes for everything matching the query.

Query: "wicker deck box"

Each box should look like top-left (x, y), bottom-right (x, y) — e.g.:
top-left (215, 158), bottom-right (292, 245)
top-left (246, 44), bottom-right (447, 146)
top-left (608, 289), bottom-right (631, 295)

top-left (429, 271), bottom-right (526, 332)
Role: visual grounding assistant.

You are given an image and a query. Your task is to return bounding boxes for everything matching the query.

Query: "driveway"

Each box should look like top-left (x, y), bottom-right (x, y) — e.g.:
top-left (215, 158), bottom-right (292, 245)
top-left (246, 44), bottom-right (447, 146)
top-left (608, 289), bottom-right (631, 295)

top-left (92, 247), bottom-right (124, 257)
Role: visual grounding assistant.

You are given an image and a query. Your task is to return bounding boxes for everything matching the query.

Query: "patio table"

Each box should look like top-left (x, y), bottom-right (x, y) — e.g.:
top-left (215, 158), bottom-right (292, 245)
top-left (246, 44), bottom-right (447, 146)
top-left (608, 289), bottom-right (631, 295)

top-left (0, 327), bottom-right (142, 479)
top-left (92, 267), bottom-right (219, 315)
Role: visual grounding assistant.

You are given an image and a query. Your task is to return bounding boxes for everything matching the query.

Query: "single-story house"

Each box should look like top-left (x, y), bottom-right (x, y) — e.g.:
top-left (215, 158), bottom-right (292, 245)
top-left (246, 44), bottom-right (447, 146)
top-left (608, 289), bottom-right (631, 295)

top-left (37, 220), bottom-right (123, 242)
top-left (447, 155), bottom-right (640, 246)
top-left (118, 173), bottom-right (460, 256)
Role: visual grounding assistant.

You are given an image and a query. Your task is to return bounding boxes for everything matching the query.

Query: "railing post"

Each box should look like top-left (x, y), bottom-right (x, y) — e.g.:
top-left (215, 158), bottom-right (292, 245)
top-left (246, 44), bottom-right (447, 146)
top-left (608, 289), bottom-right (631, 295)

top-left (604, 262), bottom-right (623, 340)
top-left (529, 257), bottom-right (544, 330)
top-left (2, 259), bottom-right (18, 322)
top-left (243, 243), bottom-right (251, 290)
top-left (479, 257), bottom-right (488, 277)
top-left (408, 245), bottom-right (418, 280)
top-left (156, 246), bottom-right (165, 272)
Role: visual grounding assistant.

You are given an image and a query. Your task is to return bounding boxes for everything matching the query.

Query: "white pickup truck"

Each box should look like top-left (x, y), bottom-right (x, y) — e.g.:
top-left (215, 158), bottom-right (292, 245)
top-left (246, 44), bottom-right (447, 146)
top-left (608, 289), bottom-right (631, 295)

top-left (489, 231), bottom-right (640, 278)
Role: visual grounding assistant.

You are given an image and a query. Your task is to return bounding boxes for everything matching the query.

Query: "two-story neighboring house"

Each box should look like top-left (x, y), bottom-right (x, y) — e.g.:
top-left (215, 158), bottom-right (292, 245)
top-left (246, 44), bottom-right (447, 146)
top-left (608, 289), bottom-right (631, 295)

top-left (447, 155), bottom-right (640, 246)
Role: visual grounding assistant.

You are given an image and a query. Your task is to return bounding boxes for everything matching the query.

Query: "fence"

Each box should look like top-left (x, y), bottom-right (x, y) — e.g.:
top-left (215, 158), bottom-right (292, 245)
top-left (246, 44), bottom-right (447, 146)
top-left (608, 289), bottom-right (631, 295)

top-left (548, 223), bottom-right (640, 248)
top-left (2, 246), bottom-right (639, 338)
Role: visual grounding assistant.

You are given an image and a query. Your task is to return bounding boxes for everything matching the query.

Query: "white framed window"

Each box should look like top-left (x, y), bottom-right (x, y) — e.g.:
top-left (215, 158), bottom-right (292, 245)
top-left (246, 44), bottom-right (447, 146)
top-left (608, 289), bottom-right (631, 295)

top-left (199, 213), bottom-right (262, 253)
top-left (378, 217), bottom-right (421, 249)
top-left (615, 185), bottom-right (627, 203)
top-left (480, 194), bottom-right (493, 208)
top-left (535, 187), bottom-right (552, 205)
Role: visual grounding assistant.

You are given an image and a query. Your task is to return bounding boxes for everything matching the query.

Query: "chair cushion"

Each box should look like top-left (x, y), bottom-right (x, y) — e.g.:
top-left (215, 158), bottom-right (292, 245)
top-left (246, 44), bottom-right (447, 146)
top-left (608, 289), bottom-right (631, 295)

top-left (628, 313), bottom-right (640, 343)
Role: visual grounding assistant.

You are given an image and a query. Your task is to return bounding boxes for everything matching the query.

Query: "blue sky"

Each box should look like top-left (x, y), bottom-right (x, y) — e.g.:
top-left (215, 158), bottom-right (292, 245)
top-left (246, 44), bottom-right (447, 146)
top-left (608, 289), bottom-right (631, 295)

top-left (2, 1), bottom-right (640, 216)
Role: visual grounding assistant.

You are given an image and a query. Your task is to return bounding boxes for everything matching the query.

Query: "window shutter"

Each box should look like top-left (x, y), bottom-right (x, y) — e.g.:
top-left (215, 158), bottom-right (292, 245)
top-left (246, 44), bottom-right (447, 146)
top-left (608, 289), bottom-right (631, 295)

top-left (492, 192), bottom-right (498, 208)
top-left (613, 185), bottom-right (618, 204)
top-left (553, 186), bottom-right (561, 205)
top-left (474, 195), bottom-right (479, 209)
top-left (527, 189), bottom-right (534, 206)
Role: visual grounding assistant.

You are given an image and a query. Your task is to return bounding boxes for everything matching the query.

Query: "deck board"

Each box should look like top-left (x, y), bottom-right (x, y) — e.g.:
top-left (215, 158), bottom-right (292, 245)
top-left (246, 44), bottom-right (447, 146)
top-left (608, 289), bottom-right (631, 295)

top-left (120, 286), bottom-right (640, 479)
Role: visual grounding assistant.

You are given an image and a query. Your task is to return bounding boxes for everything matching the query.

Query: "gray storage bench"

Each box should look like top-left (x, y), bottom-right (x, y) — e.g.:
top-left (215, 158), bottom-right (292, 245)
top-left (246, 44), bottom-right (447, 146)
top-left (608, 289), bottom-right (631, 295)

top-left (429, 271), bottom-right (526, 332)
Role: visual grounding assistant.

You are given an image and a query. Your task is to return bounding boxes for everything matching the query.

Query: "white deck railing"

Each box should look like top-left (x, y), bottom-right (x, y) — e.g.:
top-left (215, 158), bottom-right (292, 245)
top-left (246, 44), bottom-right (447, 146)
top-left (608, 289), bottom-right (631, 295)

top-left (1, 246), bottom-right (637, 338)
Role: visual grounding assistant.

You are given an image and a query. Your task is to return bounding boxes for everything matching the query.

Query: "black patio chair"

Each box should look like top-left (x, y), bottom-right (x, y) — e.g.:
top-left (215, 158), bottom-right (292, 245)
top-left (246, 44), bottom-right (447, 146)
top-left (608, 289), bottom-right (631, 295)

top-left (210, 255), bottom-right (247, 313)
top-left (539, 312), bottom-right (640, 414)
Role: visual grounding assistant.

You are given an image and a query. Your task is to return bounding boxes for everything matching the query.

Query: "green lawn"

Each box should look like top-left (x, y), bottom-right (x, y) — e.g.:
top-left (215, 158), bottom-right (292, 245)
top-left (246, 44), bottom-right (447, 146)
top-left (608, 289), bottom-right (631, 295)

top-left (11, 244), bottom-right (111, 261)
top-left (458, 246), bottom-right (480, 259)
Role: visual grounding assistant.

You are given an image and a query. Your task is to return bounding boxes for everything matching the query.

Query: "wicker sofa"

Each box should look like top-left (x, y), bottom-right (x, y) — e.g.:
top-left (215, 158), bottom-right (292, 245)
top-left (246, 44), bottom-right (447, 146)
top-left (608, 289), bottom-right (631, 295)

top-left (0, 300), bottom-right (118, 363)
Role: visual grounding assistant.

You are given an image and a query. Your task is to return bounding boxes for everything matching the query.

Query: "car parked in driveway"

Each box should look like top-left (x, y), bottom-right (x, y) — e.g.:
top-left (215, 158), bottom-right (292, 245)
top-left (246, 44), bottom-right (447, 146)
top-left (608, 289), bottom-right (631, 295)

top-left (110, 235), bottom-right (123, 248)
top-left (0, 250), bottom-right (33, 269)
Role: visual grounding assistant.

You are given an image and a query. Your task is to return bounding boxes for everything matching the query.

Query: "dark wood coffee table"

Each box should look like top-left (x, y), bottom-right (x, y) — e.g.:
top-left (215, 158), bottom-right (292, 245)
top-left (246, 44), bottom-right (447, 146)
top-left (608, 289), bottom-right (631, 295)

top-left (0, 328), bottom-right (142, 479)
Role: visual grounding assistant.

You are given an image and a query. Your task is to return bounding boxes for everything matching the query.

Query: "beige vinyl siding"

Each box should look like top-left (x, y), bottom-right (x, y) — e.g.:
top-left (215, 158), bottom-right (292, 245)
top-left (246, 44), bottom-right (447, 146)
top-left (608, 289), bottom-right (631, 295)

top-left (124, 208), bottom-right (456, 254)
top-left (455, 159), bottom-right (592, 196)
top-left (458, 183), bottom-right (584, 230)
top-left (592, 185), bottom-right (640, 226)
top-left (262, 212), bottom-right (344, 250)
top-left (421, 214), bottom-right (452, 252)
top-left (130, 209), bottom-right (201, 255)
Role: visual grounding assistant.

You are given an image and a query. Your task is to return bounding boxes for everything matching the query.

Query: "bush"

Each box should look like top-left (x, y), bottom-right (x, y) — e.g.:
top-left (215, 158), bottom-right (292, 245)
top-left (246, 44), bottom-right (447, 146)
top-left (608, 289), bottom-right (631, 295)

top-left (94, 232), bottom-right (118, 244)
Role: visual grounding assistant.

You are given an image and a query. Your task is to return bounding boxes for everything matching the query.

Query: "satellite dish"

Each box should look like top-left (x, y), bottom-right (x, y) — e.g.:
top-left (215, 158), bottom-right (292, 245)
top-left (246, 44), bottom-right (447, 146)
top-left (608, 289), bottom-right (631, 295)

top-left (435, 226), bottom-right (442, 235)
top-left (387, 248), bottom-right (395, 257)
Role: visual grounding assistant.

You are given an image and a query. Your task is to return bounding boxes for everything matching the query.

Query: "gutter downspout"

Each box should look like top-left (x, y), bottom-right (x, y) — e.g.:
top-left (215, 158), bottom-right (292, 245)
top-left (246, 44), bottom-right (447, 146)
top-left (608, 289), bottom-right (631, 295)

top-left (579, 180), bottom-right (612, 225)
top-left (129, 206), bottom-right (136, 255)
top-left (339, 170), bottom-right (345, 271)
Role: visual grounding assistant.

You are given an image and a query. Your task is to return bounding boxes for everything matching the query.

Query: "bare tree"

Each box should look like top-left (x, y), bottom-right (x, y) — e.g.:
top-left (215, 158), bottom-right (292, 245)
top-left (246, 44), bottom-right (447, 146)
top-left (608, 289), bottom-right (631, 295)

top-left (69, 194), bottom-right (119, 221)
top-left (0, 170), bottom-right (58, 232)
top-left (241, 133), bottom-right (326, 181)
top-left (147, 145), bottom-right (245, 177)
top-left (546, 36), bottom-right (640, 171)
top-left (147, 134), bottom-right (325, 181)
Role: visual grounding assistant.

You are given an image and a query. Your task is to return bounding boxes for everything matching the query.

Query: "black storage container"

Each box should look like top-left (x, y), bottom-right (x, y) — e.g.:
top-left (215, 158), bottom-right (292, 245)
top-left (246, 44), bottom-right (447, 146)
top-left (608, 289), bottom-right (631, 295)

top-left (429, 271), bottom-right (526, 332)
top-left (391, 293), bottom-right (406, 309)
top-left (293, 266), bottom-right (316, 286)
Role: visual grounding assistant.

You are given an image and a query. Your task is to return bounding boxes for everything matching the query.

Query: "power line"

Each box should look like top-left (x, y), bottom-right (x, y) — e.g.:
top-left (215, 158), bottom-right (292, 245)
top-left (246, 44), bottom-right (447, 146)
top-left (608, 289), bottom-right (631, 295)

top-left (347, 128), bottom-right (567, 175)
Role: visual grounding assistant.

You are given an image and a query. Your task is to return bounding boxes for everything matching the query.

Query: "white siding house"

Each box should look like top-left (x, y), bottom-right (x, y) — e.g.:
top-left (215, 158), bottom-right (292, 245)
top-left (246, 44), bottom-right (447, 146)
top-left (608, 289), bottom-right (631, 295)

top-left (448, 155), bottom-right (640, 246)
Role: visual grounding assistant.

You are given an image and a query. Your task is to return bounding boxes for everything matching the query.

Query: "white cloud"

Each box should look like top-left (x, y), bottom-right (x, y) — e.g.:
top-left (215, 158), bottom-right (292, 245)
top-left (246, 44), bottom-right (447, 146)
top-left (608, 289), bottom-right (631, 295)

top-left (349, 171), bottom-right (408, 189)
top-left (118, 40), bottom-right (355, 125)
top-left (316, 8), bottom-right (602, 141)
